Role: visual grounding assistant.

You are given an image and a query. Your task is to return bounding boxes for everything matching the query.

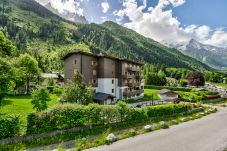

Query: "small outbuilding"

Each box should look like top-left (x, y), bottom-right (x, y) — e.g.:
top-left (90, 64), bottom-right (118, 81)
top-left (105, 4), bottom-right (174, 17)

top-left (40, 73), bottom-right (64, 86)
top-left (158, 89), bottom-right (178, 101)
top-left (93, 92), bottom-right (116, 105)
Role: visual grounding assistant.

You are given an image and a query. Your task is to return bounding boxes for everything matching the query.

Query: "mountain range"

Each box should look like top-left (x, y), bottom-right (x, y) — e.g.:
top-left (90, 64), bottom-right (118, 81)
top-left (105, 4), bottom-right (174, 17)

top-left (170, 39), bottom-right (227, 70)
top-left (43, 2), bottom-right (88, 24)
top-left (0, 0), bottom-right (213, 73)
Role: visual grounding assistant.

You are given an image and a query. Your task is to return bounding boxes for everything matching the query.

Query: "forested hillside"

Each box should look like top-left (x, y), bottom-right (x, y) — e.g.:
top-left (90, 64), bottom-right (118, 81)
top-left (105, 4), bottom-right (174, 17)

top-left (0, 0), bottom-right (214, 73)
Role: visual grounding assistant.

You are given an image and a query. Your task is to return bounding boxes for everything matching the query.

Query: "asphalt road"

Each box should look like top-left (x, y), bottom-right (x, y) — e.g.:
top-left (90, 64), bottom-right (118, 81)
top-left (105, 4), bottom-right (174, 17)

top-left (86, 107), bottom-right (227, 151)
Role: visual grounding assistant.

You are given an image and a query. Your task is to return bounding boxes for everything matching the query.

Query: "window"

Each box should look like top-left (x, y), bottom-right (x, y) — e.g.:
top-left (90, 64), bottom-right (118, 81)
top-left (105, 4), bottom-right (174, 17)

top-left (112, 79), bottom-right (114, 84)
top-left (91, 61), bottom-right (97, 66)
top-left (92, 79), bottom-right (96, 84)
top-left (93, 70), bottom-right (97, 76)
top-left (74, 60), bottom-right (77, 65)
top-left (112, 89), bottom-right (114, 93)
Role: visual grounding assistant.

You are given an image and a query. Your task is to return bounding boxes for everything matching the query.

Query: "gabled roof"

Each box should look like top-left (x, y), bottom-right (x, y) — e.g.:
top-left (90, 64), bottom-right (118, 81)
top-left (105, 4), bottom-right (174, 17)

top-left (93, 92), bottom-right (115, 101)
top-left (61, 51), bottom-right (144, 65)
top-left (158, 89), bottom-right (176, 94)
top-left (41, 73), bottom-right (64, 79)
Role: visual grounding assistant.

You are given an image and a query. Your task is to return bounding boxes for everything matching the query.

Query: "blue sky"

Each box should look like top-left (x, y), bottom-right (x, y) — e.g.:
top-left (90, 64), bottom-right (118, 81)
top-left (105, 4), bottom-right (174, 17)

top-left (173, 0), bottom-right (227, 29)
top-left (37, 0), bottom-right (227, 47)
top-left (83, 0), bottom-right (227, 29)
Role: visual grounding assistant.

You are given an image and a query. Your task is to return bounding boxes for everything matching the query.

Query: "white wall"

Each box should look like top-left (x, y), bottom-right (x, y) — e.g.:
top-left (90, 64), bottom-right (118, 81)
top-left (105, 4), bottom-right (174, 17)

top-left (97, 78), bottom-right (120, 102)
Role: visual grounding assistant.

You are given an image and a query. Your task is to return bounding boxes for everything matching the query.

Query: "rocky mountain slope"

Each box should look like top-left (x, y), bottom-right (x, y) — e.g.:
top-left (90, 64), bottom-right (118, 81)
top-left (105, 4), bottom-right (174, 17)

top-left (173, 39), bottom-right (227, 70)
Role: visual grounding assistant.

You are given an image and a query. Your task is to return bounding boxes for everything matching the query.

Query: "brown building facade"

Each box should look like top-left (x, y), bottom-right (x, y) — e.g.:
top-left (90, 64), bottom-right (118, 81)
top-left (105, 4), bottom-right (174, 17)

top-left (62, 51), bottom-right (144, 104)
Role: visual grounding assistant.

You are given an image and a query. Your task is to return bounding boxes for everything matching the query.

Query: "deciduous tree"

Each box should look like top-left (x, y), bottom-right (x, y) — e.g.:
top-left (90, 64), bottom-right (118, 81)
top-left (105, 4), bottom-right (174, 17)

top-left (17, 53), bottom-right (40, 94)
top-left (31, 87), bottom-right (51, 112)
top-left (187, 71), bottom-right (205, 86)
top-left (60, 71), bottom-right (94, 105)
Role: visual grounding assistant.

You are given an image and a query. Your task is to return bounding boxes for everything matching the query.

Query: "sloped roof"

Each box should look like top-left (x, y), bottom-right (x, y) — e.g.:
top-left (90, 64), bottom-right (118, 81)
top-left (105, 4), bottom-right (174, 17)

top-left (93, 92), bottom-right (115, 101)
top-left (41, 73), bottom-right (59, 78)
top-left (41, 73), bottom-right (64, 79)
top-left (158, 89), bottom-right (174, 94)
top-left (61, 51), bottom-right (144, 65)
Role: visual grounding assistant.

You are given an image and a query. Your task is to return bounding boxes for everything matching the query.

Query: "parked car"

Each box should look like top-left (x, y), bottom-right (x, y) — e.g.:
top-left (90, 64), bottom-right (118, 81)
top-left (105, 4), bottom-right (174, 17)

top-left (172, 98), bottom-right (181, 104)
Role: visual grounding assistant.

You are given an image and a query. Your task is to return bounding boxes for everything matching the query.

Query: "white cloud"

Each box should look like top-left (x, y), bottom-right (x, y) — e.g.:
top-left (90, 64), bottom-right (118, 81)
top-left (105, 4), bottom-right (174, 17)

top-left (113, 0), bottom-right (227, 47)
top-left (101, 16), bottom-right (107, 22)
top-left (36, 0), bottom-right (84, 16)
top-left (168, 0), bottom-right (186, 7)
top-left (101, 1), bottom-right (110, 13)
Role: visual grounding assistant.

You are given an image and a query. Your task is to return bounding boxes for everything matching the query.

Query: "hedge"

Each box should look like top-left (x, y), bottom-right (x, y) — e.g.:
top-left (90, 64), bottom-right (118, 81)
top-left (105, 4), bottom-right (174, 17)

top-left (0, 115), bottom-right (20, 139)
top-left (27, 103), bottom-right (189, 134)
top-left (145, 104), bottom-right (188, 117)
top-left (145, 85), bottom-right (192, 92)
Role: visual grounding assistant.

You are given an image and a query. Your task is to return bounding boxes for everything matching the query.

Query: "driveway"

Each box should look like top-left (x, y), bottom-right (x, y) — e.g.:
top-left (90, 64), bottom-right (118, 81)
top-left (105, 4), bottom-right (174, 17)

top-left (86, 107), bottom-right (227, 151)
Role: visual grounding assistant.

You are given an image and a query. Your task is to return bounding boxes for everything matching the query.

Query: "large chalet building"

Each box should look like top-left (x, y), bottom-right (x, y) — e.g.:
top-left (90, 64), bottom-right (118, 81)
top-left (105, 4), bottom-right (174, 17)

top-left (62, 51), bottom-right (144, 104)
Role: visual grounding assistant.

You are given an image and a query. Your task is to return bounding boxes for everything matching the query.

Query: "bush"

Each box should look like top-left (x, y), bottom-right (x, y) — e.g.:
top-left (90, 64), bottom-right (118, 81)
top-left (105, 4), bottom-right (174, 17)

top-left (46, 86), bottom-right (55, 93)
top-left (146, 104), bottom-right (187, 117)
top-left (53, 86), bottom-right (64, 96)
top-left (26, 103), bottom-right (188, 134)
top-left (27, 104), bottom-right (87, 134)
top-left (87, 104), bottom-right (120, 126)
top-left (178, 91), bottom-right (208, 102)
top-left (31, 87), bottom-right (51, 112)
top-left (27, 112), bottom-right (53, 134)
top-left (180, 80), bottom-right (188, 87)
top-left (0, 115), bottom-right (20, 139)
top-left (60, 71), bottom-right (94, 105)
top-left (144, 85), bottom-right (192, 92)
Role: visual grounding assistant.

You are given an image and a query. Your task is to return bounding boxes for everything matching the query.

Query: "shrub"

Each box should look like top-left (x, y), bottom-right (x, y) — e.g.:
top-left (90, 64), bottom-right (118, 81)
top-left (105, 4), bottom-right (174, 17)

top-left (50, 104), bottom-right (87, 129)
top-left (27, 112), bottom-right (53, 134)
top-left (0, 115), bottom-right (20, 139)
top-left (178, 91), bottom-right (208, 102)
top-left (31, 87), bottom-right (51, 112)
top-left (26, 103), bottom-right (188, 134)
top-left (123, 129), bottom-right (137, 137)
top-left (53, 86), bottom-right (64, 96)
top-left (180, 80), bottom-right (188, 87)
top-left (144, 85), bottom-right (192, 92)
top-left (145, 104), bottom-right (187, 117)
top-left (60, 71), bottom-right (94, 105)
top-left (87, 104), bottom-right (120, 126)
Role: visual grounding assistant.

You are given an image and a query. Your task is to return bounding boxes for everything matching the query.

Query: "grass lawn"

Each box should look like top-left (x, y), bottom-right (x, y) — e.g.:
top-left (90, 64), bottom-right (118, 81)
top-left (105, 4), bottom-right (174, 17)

top-left (0, 95), bottom-right (58, 120)
top-left (141, 89), bottom-right (160, 101)
top-left (126, 89), bottom-right (160, 103)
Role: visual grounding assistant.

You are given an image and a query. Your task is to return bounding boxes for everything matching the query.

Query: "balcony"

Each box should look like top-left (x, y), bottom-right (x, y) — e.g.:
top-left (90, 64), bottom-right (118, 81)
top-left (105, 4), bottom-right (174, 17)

top-left (136, 89), bottom-right (144, 94)
top-left (123, 90), bottom-right (144, 97)
top-left (127, 82), bottom-right (141, 87)
top-left (135, 75), bottom-right (143, 79)
top-left (123, 74), bottom-right (134, 79)
top-left (123, 91), bottom-right (133, 97)
top-left (127, 67), bottom-right (140, 72)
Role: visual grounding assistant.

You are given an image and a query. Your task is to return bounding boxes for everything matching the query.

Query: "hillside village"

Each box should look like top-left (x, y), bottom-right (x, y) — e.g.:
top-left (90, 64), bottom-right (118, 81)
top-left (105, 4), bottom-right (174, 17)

top-left (1, 0), bottom-right (227, 151)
